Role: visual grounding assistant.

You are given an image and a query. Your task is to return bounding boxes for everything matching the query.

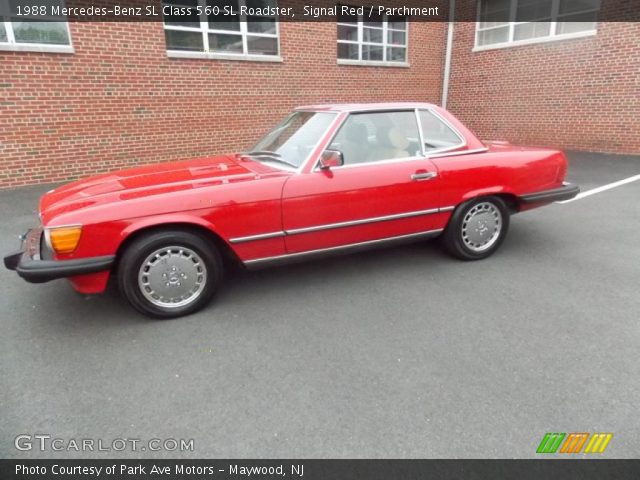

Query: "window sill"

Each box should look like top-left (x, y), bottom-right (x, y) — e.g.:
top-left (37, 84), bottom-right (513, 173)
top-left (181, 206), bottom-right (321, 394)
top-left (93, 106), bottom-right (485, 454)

top-left (337, 59), bottom-right (410, 68)
top-left (167, 50), bottom-right (283, 63)
top-left (472, 30), bottom-right (597, 52)
top-left (0, 43), bottom-right (74, 54)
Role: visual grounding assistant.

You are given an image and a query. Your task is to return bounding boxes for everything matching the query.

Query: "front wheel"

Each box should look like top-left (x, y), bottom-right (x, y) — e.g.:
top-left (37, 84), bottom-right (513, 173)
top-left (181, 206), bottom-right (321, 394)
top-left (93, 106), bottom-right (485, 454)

top-left (117, 230), bottom-right (223, 318)
top-left (441, 196), bottom-right (510, 260)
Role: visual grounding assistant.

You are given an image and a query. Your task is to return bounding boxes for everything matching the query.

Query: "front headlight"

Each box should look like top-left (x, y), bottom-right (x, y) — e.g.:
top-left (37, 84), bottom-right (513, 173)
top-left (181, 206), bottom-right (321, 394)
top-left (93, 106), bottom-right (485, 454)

top-left (45, 225), bottom-right (83, 254)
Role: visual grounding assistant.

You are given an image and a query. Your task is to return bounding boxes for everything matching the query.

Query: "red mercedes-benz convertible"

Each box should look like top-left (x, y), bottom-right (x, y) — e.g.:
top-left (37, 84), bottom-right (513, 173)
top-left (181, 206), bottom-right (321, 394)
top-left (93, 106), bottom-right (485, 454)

top-left (5, 103), bottom-right (579, 318)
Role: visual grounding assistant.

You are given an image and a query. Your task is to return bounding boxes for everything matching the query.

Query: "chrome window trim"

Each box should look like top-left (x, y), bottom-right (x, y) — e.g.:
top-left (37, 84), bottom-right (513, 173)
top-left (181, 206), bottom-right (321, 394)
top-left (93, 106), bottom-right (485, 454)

top-left (415, 108), bottom-right (427, 156)
top-left (418, 108), bottom-right (467, 155)
top-left (230, 206), bottom-right (455, 243)
top-left (428, 147), bottom-right (489, 159)
top-left (310, 107), bottom-right (470, 171)
top-left (244, 228), bottom-right (444, 267)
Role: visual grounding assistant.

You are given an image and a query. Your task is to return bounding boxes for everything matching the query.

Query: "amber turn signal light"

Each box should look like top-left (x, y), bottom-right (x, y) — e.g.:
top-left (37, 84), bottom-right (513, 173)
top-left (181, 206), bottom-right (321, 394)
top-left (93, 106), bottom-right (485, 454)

top-left (47, 226), bottom-right (82, 254)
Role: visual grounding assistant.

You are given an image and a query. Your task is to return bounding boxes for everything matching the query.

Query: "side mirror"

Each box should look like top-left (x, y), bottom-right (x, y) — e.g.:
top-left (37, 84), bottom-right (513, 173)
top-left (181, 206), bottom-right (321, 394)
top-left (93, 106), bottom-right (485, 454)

top-left (319, 149), bottom-right (344, 170)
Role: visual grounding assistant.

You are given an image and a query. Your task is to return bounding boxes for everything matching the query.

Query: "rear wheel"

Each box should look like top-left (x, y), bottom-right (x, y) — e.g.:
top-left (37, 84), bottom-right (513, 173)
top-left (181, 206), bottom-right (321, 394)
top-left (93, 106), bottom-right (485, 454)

top-left (117, 230), bottom-right (222, 318)
top-left (441, 196), bottom-right (510, 260)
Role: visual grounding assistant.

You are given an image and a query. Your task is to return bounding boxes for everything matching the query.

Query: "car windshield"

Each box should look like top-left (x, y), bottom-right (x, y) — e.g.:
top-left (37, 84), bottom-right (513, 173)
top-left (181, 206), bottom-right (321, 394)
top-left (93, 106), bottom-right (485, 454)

top-left (247, 111), bottom-right (336, 168)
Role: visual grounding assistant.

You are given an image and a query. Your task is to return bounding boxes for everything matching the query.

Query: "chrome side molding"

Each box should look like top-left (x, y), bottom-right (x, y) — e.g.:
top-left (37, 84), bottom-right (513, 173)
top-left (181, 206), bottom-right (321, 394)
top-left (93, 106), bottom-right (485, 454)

top-left (244, 228), bottom-right (444, 269)
top-left (230, 206), bottom-right (455, 244)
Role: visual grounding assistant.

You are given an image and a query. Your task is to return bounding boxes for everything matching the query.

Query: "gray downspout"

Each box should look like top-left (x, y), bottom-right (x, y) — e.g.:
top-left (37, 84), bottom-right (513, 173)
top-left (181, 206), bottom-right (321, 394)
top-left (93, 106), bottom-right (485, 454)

top-left (441, 0), bottom-right (455, 109)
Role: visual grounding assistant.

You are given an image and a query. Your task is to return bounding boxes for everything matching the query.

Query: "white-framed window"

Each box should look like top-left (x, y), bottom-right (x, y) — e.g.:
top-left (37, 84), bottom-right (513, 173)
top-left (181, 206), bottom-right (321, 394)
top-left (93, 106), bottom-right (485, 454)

top-left (0, 0), bottom-right (72, 53)
top-left (163, 0), bottom-right (280, 61)
top-left (337, 6), bottom-right (408, 66)
top-left (475, 0), bottom-right (600, 50)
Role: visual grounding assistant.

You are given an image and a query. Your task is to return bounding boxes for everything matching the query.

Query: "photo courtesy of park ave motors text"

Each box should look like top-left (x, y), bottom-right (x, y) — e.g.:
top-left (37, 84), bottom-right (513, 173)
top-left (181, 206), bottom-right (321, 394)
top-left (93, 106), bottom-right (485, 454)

top-left (1, 0), bottom-right (639, 474)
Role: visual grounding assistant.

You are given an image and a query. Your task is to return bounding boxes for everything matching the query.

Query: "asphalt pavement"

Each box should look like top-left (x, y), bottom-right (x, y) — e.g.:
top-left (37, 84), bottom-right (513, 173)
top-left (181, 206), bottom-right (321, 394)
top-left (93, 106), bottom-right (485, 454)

top-left (1, 151), bottom-right (639, 459)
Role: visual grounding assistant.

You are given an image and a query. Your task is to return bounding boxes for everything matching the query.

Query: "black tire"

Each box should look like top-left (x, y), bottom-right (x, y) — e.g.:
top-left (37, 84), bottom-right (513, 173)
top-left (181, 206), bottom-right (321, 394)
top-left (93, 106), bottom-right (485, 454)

top-left (117, 230), bottom-right (223, 319)
top-left (441, 196), bottom-right (510, 261)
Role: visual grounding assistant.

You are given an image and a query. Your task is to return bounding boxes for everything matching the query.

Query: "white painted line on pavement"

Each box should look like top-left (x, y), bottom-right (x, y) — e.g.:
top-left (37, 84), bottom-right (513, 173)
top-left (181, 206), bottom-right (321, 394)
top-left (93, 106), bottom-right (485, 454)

top-left (558, 174), bottom-right (640, 204)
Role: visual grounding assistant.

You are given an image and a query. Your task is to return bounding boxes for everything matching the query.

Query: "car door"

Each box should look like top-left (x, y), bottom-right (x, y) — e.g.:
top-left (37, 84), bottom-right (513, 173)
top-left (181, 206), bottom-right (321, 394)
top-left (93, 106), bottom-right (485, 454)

top-left (281, 110), bottom-right (447, 254)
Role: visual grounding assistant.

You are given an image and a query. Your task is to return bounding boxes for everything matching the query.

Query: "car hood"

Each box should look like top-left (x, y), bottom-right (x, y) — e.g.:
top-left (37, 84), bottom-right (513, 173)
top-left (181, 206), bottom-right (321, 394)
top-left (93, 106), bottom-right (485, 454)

top-left (40, 154), bottom-right (283, 223)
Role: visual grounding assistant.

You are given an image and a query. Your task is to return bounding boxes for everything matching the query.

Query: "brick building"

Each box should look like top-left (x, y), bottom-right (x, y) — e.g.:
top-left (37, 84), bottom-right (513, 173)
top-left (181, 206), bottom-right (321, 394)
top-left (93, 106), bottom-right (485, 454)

top-left (0, 0), bottom-right (637, 189)
top-left (446, 21), bottom-right (639, 155)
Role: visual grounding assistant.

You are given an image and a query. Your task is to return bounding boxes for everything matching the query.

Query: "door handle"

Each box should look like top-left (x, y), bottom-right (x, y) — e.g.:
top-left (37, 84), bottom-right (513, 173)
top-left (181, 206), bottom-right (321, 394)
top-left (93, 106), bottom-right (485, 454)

top-left (411, 171), bottom-right (438, 181)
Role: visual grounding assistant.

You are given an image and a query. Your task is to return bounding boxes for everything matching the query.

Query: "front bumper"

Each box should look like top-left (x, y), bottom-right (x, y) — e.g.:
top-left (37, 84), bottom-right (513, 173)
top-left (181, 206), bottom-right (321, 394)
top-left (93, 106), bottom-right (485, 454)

top-left (4, 228), bottom-right (115, 284)
top-left (519, 182), bottom-right (580, 204)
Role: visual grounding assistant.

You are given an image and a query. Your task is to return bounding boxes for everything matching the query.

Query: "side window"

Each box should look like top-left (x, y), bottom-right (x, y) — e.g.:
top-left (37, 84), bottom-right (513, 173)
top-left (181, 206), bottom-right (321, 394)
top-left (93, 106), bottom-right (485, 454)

top-left (418, 110), bottom-right (465, 153)
top-left (329, 111), bottom-right (421, 165)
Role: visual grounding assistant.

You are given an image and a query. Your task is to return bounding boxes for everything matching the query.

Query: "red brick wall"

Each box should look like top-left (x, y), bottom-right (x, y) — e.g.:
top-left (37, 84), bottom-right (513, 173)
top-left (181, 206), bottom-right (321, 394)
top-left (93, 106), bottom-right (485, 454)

top-left (0, 21), bottom-right (445, 189)
top-left (447, 21), bottom-right (640, 155)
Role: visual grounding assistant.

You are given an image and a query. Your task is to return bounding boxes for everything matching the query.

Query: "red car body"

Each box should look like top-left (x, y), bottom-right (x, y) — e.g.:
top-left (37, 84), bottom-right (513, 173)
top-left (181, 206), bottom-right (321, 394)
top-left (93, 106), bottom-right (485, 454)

top-left (5, 103), bottom-right (578, 299)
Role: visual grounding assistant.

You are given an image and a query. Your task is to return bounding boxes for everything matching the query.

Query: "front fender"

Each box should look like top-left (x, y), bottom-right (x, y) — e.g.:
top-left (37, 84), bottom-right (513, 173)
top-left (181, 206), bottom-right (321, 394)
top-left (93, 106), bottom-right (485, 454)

top-left (68, 214), bottom-right (232, 295)
top-left (119, 213), bottom-right (222, 244)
